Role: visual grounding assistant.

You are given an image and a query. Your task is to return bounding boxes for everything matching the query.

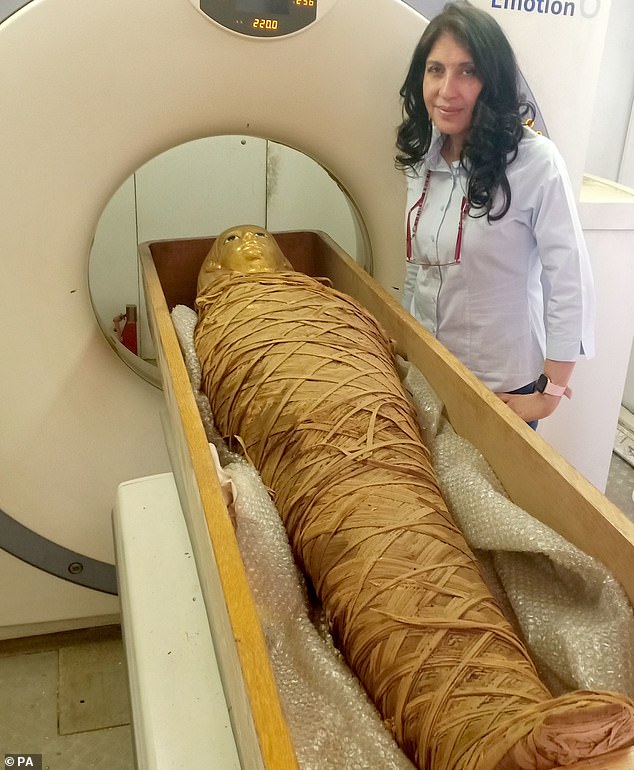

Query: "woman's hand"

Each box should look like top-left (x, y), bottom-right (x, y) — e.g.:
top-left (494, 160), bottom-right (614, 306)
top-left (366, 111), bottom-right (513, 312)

top-left (497, 391), bottom-right (560, 422)
top-left (498, 360), bottom-right (575, 423)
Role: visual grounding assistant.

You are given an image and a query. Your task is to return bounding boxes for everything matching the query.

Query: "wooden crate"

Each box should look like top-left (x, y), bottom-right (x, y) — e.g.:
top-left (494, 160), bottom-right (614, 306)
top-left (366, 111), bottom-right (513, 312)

top-left (140, 230), bottom-right (634, 770)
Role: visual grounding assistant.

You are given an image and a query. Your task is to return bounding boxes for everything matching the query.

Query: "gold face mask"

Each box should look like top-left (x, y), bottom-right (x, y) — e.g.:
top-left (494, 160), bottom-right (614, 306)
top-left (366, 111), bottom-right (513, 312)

top-left (197, 225), bottom-right (294, 294)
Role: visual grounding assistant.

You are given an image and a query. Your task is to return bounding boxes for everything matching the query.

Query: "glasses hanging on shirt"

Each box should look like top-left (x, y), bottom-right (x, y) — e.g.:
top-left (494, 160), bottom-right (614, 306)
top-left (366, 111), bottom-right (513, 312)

top-left (406, 169), bottom-right (470, 266)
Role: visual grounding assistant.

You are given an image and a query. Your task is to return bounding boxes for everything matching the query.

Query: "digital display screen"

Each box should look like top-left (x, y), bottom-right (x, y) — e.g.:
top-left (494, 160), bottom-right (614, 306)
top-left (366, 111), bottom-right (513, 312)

top-left (199, 0), bottom-right (317, 37)
top-left (236, 0), bottom-right (291, 13)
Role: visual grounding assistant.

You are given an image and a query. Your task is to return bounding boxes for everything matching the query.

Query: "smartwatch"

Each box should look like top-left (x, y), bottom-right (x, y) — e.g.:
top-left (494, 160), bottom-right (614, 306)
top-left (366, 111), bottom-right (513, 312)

top-left (536, 374), bottom-right (572, 399)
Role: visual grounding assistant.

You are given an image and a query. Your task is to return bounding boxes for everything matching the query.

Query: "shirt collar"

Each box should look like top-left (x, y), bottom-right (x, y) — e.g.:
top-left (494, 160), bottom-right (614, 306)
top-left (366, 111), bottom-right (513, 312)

top-left (424, 128), bottom-right (470, 173)
top-left (425, 128), bottom-right (445, 169)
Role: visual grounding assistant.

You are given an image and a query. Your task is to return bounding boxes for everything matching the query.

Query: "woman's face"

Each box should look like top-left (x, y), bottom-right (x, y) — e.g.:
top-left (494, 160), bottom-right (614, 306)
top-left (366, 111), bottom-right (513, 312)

top-left (423, 32), bottom-right (483, 148)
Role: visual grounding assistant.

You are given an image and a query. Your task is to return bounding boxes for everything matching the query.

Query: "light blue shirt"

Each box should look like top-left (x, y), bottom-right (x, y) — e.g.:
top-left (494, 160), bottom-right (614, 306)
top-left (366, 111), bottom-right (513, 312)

top-left (402, 127), bottom-right (595, 392)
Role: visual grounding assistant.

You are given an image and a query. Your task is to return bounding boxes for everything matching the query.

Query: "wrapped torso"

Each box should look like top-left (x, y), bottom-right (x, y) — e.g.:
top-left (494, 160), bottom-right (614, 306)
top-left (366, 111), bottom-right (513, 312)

top-left (194, 271), bottom-right (634, 770)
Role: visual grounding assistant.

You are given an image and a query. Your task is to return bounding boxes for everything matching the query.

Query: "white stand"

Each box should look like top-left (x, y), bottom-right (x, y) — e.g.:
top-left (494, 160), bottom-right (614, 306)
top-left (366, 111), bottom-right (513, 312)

top-left (113, 472), bottom-right (241, 770)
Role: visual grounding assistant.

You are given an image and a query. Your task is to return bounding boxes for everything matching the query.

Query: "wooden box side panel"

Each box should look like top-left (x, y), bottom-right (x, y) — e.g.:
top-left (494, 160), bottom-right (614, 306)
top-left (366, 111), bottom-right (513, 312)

top-left (139, 243), bottom-right (299, 770)
top-left (140, 233), bottom-right (634, 770)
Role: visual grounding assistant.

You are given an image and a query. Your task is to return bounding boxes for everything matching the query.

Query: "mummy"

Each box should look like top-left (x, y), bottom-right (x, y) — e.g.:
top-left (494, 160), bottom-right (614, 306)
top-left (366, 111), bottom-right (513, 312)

top-left (194, 225), bottom-right (634, 770)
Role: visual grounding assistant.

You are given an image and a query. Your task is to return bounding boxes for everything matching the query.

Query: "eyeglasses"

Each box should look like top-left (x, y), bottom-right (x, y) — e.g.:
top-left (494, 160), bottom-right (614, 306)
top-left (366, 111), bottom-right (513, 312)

top-left (406, 169), bottom-right (470, 266)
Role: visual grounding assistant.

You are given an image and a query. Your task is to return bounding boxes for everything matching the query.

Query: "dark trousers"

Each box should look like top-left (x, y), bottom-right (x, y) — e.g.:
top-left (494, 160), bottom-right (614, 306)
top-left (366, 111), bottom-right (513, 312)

top-left (509, 381), bottom-right (538, 430)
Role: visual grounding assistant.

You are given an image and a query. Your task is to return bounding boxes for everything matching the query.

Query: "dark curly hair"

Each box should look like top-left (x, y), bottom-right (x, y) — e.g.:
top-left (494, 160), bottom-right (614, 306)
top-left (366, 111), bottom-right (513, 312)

top-left (395, 1), bottom-right (534, 221)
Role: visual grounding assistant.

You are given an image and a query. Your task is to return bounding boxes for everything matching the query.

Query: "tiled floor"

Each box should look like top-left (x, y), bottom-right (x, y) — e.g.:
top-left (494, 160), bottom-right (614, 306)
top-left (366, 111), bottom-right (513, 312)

top-left (606, 451), bottom-right (634, 521)
top-left (610, 413), bottom-right (634, 521)
top-left (0, 453), bottom-right (633, 770)
top-left (0, 626), bottom-right (134, 770)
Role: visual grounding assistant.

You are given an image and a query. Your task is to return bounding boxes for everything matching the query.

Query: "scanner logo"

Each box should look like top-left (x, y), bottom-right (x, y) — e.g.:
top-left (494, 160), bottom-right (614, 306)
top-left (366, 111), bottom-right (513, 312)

top-left (489, 0), bottom-right (601, 16)
top-left (490, 0), bottom-right (576, 16)
top-left (403, 0), bottom-right (600, 19)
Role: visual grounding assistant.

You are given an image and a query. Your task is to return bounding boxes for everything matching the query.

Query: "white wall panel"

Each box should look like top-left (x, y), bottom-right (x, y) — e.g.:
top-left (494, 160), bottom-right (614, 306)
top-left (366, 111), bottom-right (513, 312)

top-left (266, 142), bottom-right (363, 263)
top-left (135, 135), bottom-right (267, 242)
top-left (586, 0), bottom-right (634, 184)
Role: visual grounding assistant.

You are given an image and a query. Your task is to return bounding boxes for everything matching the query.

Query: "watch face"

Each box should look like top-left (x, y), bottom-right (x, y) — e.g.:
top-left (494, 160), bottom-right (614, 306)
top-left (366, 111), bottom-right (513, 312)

top-left (536, 373), bottom-right (548, 393)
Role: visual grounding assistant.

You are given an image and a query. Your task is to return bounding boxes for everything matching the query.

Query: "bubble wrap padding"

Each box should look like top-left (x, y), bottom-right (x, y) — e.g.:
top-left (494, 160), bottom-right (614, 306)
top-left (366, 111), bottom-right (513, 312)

top-left (397, 357), bottom-right (634, 699)
top-left (171, 305), bottom-right (231, 459)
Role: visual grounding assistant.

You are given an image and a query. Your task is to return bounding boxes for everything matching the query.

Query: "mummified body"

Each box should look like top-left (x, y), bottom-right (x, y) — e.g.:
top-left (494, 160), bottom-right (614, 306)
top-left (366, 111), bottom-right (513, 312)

top-left (194, 226), bottom-right (634, 770)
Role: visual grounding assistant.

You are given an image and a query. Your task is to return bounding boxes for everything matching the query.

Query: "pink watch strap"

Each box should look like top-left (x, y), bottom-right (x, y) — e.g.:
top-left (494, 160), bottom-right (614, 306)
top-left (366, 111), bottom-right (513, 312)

top-left (544, 380), bottom-right (572, 399)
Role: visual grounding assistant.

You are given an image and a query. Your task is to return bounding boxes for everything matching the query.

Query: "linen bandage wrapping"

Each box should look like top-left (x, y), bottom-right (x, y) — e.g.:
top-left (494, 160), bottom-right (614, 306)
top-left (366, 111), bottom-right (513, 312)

top-left (195, 271), bottom-right (634, 770)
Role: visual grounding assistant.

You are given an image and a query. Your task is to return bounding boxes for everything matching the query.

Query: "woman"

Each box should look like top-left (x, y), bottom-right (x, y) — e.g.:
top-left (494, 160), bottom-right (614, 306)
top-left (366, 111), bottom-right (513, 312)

top-left (396, 0), bottom-right (594, 427)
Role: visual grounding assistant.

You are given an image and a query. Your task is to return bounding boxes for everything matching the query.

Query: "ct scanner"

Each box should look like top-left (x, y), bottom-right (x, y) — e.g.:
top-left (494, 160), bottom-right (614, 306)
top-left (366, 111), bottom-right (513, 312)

top-left (2, 0), bottom-right (634, 767)
top-left (0, 0), bottom-right (431, 634)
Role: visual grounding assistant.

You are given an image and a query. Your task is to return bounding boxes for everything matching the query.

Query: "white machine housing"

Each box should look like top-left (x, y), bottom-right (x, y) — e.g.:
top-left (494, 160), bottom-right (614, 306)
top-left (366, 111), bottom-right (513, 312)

top-left (0, 0), bottom-right (423, 635)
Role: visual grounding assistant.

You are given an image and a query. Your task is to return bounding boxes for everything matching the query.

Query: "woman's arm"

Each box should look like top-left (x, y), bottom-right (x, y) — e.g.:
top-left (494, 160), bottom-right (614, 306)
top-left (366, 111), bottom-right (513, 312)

top-left (498, 359), bottom-right (575, 422)
top-left (498, 138), bottom-right (594, 424)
